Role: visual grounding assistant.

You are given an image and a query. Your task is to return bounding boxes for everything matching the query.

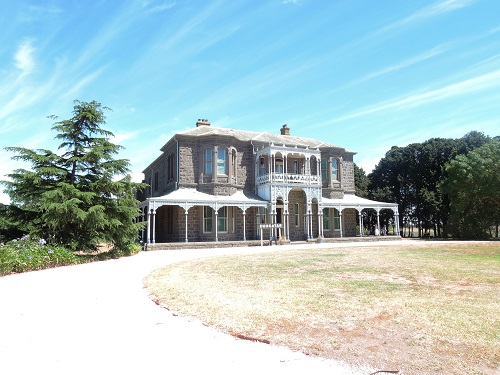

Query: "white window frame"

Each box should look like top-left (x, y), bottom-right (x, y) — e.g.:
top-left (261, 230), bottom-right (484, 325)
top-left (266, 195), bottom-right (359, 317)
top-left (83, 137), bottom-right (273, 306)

top-left (218, 207), bottom-right (228, 233)
top-left (294, 203), bottom-right (300, 227)
top-left (332, 159), bottom-right (339, 182)
top-left (217, 148), bottom-right (227, 175)
top-left (323, 208), bottom-right (330, 230)
top-left (203, 206), bottom-right (213, 233)
top-left (333, 208), bottom-right (340, 230)
top-left (204, 149), bottom-right (212, 174)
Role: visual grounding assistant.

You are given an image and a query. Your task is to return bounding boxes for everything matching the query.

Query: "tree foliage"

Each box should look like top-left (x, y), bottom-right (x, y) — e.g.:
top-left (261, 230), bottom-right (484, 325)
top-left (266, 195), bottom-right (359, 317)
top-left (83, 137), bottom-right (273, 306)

top-left (2, 100), bottom-right (146, 251)
top-left (440, 141), bottom-right (500, 238)
top-left (367, 131), bottom-right (495, 238)
top-left (354, 163), bottom-right (369, 198)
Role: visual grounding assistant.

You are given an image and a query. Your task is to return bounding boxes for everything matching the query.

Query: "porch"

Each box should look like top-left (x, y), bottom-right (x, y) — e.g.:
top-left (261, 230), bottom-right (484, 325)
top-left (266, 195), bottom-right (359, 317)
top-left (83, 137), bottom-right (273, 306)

top-left (144, 235), bottom-right (402, 251)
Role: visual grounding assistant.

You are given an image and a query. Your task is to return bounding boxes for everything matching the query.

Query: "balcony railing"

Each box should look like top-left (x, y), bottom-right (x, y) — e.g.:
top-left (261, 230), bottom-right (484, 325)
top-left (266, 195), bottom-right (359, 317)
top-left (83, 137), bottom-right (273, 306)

top-left (256, 173), bottom-right (321, 186)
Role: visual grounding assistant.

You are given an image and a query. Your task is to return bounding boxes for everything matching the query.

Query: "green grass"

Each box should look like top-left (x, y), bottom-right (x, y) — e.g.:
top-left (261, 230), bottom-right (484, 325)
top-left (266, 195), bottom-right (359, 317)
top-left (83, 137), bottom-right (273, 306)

top-left (145, 242), bottom-right (500, 374)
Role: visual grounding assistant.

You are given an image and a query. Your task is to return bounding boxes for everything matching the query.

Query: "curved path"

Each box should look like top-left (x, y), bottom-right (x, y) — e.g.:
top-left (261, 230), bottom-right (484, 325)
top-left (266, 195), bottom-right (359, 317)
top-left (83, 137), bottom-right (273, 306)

top-left (0, 241), bottom-right (419, 375)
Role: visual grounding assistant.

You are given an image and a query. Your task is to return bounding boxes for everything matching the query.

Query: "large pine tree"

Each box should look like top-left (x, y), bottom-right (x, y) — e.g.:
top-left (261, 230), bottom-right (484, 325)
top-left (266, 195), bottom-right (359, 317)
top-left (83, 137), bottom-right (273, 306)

top-left (2, 100), bottom-right (145, 251)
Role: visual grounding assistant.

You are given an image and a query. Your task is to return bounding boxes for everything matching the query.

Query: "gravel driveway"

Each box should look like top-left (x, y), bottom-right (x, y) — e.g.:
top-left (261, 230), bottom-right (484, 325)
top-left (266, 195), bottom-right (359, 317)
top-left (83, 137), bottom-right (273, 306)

top-left (0, 243), bottom-right (387, 375)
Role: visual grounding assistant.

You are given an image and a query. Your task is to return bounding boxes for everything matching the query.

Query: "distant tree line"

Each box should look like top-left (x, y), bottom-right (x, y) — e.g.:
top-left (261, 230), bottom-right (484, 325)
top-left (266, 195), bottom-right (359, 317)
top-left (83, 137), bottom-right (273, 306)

top-left (355, 131), bottom-right (500, 239)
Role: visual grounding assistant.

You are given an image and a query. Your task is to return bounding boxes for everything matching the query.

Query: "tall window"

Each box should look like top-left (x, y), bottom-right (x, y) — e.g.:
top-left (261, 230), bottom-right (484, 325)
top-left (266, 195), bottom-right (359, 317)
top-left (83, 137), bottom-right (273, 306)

top-left (275, 159), bottom-right (284, 173)
top-left (294, 203), bottom-right (300, 226)
top-left (204, 149), bottom-right (212, 174)
top-left (293, 160), bottom-right (299, 174)
top-left (333, 208), bottom-right (340, 230)
top-left (232, 150), bottom-right (237, 178)
top-left (167, 153), bottom-right (175, 181)
top-left (153, 171), bottom-right (159, 191)
top-left (323, 208), bottom-right (330, 230)
top-left (332, 159), bottom-right (339, 181)
top-left (260, 207), bottom-right (267, 224)
top-left (203, 206), bottom-right (213, 232)
top-left (230, 207), bottom-right (235, 233)
top-left (321, 159), bottom-right (328, 182)
top-left (217, 148), bottom-right (227, 175)
top-left (259, 157), bottom-right (266, 176)
top-left (218, 207), bottom-right (227, 232)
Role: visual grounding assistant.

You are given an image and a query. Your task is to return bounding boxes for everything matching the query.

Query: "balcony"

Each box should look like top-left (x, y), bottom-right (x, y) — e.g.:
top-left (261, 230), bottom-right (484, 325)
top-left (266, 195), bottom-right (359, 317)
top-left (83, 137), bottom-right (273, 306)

top-left (256, 173), bottom-right (321, 186)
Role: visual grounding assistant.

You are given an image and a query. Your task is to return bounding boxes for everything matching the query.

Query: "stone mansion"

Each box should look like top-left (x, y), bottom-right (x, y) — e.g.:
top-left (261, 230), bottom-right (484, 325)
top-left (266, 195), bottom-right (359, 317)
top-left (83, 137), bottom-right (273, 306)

top-left (138, 120), bottom-right (399, 244)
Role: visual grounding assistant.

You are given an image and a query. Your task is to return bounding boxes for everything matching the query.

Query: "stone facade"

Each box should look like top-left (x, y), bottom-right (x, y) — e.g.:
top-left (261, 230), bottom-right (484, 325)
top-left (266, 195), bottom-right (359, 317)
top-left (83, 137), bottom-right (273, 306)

top-left (139, 121), bottom-right (385, 244)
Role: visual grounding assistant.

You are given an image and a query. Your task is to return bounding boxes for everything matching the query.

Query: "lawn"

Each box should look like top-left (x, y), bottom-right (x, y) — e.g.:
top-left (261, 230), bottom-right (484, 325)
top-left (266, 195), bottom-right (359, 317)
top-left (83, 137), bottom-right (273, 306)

top-left (144, 242), bottom-right (500, 374)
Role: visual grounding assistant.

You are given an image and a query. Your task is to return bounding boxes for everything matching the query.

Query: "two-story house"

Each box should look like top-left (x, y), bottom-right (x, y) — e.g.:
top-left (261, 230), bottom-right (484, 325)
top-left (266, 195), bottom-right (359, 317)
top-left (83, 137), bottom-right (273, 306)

top-left (138, 120), bottom-right (399, 245)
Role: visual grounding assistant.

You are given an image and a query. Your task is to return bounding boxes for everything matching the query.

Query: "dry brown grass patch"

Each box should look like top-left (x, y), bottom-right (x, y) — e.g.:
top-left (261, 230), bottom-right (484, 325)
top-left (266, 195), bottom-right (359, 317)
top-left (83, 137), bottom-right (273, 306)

top-left (144, 242), bottom-right (500, 374)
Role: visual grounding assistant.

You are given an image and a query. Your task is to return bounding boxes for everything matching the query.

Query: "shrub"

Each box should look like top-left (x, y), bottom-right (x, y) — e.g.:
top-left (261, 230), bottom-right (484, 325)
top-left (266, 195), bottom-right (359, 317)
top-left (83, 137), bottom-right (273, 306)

top-left (0, 235), bottom-right (79, 276)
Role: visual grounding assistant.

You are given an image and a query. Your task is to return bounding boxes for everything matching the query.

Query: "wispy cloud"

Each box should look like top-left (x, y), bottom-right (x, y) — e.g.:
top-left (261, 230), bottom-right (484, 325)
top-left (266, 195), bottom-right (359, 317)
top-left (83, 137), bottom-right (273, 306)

top-left (340, 45), bottom-right (447, 89)
top-left (373, 0), bottom-right (475, 37)
top-left (27, 4), bottom-right (63, 14)
top-left (326, 69), bottom-right (500, 125)
top-left (142, 0), bottom-right (177, 15)
top-left (60, 65), bottom-right (109, 102)
top-left (14, 40), bottom-right (35, 76)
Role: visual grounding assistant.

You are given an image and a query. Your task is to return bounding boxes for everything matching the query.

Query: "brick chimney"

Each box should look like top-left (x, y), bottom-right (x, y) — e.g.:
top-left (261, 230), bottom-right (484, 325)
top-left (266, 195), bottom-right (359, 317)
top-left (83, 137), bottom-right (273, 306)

top-left (196, 119), bottom-right (211, 127)
top-left (280, 124), bottom-right (290, 135)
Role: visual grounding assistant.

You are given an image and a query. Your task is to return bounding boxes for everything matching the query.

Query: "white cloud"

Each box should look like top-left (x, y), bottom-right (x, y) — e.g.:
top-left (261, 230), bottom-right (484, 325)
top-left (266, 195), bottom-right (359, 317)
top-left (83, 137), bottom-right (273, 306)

top-left (142, 1), bottom-right (177, 14)
top-left (14, 40), bottom-right (35, 76)
top-left (374, 0), bottom-right (475, 36)
top-left (328, 69), bottom-right (500, 125)
top-left (340, 45), bottom-right (447, 89)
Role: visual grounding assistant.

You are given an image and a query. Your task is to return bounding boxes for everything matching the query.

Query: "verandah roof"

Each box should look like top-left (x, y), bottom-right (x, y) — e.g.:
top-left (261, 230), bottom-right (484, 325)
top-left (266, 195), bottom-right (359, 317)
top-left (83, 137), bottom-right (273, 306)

top-left (140, 188), bottom-right (269, 212)
top-left (321, 194), bottom-right (399, 213)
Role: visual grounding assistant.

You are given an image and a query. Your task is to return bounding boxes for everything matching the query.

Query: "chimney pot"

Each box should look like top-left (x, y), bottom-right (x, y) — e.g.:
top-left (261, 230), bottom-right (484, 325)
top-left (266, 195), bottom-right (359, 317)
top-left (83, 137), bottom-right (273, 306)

top-left (196, 119), bottom-right (211, 127)
top-left (280, 124), bottom-right (290, 136)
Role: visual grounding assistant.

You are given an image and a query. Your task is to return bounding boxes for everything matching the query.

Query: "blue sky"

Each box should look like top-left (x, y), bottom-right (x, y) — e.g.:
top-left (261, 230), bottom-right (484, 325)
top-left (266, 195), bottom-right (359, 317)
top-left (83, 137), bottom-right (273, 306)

top-left (1, 0), bottom-right (499, 204)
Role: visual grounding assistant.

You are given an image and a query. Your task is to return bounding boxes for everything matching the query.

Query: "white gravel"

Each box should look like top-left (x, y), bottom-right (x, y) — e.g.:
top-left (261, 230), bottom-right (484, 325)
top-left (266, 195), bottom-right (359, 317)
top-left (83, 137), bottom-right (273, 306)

top-left (0, 241), bottom-right (419, 375)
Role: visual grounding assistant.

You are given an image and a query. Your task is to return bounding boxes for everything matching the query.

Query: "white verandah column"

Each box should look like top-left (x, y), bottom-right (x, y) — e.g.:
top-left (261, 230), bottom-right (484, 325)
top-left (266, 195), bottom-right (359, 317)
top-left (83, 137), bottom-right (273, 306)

top-left (339, 209), bottom-right (343, 238)
top-left (146, 208), bottom-right (151, 244)
top-left (215, 208), bottom-right (219, 242)
top-left (184, 208), bottom-right (189, 242)
top-left (359, 210), bottom-right (363, 237)
top-left (377, 210), bottom-right (381, 236)
top-left (141, 207), bottom-right (145, 243)
top-left (151, 209), bottom-right (156, 244)
top-left (242, 209), bottom-right (247, 241)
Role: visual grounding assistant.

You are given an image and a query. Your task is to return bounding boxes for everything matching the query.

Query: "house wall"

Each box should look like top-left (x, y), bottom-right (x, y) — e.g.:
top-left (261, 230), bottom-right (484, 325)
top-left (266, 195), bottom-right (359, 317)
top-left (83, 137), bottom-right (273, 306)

top-left (142, 125), bottom-right (364, 243)
top-left (177, 137), bottom-right (254, 196)
top-left (343, 208), bottom-right (357, 237)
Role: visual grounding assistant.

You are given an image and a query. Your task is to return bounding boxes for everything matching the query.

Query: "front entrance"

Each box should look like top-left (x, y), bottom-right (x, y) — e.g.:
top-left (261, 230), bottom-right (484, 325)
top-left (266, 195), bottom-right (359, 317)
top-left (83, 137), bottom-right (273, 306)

top-left (276, 199), bottom-right (284, 239)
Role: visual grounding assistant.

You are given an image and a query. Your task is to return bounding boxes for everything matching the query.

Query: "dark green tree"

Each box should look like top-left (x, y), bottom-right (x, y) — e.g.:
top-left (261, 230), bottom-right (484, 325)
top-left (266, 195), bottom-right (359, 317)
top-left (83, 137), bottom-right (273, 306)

top-left (2, 100), bottom-right (146, 251)
top-left (354, 163), bottom-right (369, 198)
top-left (440, 141), bottom-right (500, 238)
top-left (368, 133), bottom-right (493, 238)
